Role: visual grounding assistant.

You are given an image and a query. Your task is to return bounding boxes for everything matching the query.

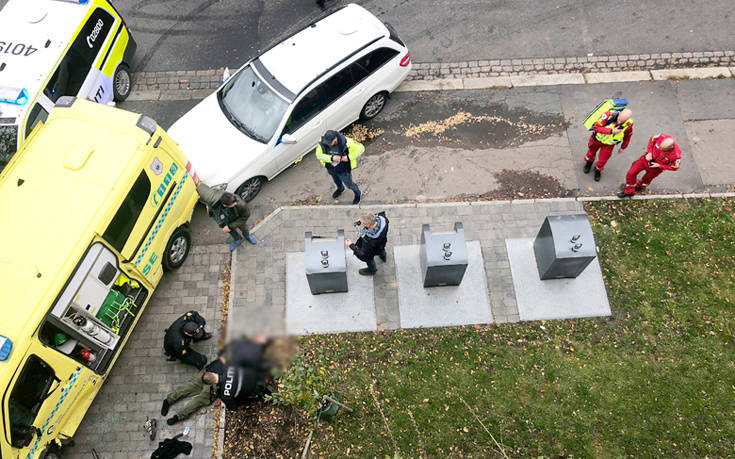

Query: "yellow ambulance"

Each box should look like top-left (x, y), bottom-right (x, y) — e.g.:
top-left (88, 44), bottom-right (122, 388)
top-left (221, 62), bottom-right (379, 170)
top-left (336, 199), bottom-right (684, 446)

top-left (0, 0), bottom-right (136, 171)
top-left (0, 97), bottom-right (200, 458)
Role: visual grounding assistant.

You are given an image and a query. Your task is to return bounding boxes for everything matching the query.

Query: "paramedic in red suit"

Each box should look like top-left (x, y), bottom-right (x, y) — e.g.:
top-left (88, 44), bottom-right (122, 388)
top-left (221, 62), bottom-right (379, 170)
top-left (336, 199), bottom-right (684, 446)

top-left (618, 134), bottom-right (681, 198)
top-left (584, 108), bottom-right (634, 181)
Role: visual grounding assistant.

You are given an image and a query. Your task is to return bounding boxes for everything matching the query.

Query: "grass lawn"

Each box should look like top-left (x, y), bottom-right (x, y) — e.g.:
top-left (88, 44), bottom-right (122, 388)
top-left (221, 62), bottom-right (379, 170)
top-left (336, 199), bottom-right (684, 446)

top-left (296, 198), bottom-right (735, 457)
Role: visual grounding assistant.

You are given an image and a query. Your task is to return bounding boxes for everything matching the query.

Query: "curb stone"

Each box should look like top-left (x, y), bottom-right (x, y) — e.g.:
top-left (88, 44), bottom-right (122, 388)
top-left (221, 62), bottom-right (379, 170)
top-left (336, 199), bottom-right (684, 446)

top-left (129, 49), bottom-right (735, 100)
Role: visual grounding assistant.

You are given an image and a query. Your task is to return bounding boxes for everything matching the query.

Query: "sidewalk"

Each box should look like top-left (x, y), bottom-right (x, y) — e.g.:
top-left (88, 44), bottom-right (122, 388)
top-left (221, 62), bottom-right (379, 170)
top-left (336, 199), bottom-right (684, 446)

top-left (230, 199), bottom-right (587, 338)
top-left (66, 245), bottom-right (229, 459)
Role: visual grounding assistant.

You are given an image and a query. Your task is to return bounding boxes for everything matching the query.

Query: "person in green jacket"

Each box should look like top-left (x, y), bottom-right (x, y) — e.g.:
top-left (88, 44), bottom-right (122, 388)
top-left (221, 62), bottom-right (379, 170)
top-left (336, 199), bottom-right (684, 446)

top-left (197, 182), bottom-right (256, 251)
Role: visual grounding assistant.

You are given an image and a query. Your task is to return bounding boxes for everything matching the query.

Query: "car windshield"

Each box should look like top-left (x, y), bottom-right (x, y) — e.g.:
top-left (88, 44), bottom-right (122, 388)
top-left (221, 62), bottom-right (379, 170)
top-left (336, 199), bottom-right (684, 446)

top-left (0, 124), bottom-right (19, 171)
top-left (217, 65), bottom-right (289, 144)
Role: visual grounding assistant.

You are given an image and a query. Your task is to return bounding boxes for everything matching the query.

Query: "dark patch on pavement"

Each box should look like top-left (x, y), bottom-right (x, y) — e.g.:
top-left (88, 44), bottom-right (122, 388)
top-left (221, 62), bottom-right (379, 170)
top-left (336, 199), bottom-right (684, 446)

top-left (450, 169), bottom-right (574, 201)
top-left (349, 92), bottom-right (569, 153)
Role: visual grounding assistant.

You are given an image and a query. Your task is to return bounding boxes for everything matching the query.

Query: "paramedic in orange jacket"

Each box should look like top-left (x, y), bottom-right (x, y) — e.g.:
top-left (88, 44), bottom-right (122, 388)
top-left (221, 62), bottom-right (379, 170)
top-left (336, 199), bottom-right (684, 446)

top-left (618, 134), bottom-right (681, 198)
top-left (584, 108), bottom-right (634, 181)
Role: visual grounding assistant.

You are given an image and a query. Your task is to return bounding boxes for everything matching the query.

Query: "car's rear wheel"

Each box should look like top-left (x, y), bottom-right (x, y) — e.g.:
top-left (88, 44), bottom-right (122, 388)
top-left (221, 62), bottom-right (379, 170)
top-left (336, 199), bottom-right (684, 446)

top-left (236, 176), bottom-right (266, 202)
top-left (163, 226), bottom-right (191, 271)
top-left (113, 64), bottom-right (132, 102)
top-left (360, 92), bottom-right (388, 120)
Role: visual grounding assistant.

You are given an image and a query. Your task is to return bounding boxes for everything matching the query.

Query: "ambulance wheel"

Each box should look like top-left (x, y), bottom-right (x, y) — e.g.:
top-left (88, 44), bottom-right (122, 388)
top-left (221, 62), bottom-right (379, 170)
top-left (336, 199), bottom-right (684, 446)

top-left (40, 447), bottom-right (62, 459)
top-left (113, 64), bottom-right (132, 102)
top-left (236, 176), bottom-right (266, 202)
top-left (163, 226), bottom-right (191, 271)
top-left (360, 91), bottom-right (388, 120)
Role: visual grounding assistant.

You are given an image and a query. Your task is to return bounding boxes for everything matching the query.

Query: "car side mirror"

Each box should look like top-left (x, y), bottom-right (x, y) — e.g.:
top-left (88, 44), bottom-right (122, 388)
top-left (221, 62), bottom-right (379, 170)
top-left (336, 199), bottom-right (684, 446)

top-left (280, 134), bottom-right (297, 145)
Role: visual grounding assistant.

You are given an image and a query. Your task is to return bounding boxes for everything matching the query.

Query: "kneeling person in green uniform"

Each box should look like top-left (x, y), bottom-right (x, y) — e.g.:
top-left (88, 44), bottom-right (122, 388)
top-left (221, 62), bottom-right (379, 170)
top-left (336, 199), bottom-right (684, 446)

top-left (197, 182), bottom-right (256, 251)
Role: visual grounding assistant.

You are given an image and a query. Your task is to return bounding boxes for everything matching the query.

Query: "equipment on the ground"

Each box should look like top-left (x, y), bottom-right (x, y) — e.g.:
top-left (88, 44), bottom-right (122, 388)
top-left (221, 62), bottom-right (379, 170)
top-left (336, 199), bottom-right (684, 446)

top-left (583, 98), bottom-right (628, 130)
top-left (143, 417), bottom-right (157, 441)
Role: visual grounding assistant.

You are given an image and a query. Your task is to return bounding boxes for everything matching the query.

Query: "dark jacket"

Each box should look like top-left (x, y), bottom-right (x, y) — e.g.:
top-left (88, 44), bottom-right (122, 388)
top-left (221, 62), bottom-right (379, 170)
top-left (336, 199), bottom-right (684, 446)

top-left (349, 212), bottom-right (389, 262)
top-left (163, 311), bottom-right (206, 358)
top-left (220, 340), bottom-right (264, 368)
top-left (218, 364), bottom-right (266, 409)
top-left (150, 437), bottom-right (192, 459)
top-left (318, 130), bottom-right (350, 173)
top-left (197, 183), bottom-right (250, 228)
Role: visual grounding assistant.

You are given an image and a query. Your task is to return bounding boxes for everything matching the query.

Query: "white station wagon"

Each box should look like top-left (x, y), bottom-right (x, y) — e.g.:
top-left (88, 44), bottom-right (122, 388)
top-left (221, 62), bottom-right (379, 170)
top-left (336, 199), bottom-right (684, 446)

top-left (168, 3), bottom-right (411, 201)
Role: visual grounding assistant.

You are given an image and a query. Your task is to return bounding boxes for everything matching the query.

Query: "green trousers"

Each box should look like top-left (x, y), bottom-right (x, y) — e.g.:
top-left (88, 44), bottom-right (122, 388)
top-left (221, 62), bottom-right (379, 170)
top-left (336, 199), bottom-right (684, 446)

top-left (165, 369), bottom-right (214, 420)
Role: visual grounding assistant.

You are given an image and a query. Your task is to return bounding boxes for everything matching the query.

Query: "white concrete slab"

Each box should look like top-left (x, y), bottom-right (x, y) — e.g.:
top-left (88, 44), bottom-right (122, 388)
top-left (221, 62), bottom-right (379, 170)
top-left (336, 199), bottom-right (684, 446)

top-left (394, 78), bottom-right (464, 92)
top-left (285, 252), bottom-right (376, 335)
top-left (394, 241), bottom-right (492, 328)
top-left (584, 71), bottom-right (651, 84)
top-left (651, 67), bottom-right (732, 80)
top-left (510, 73), bottom-right (585, 87)
top-left (462, 76), bottom-right (513, 89)
top-left (506, 238), bottom-right (611, 321)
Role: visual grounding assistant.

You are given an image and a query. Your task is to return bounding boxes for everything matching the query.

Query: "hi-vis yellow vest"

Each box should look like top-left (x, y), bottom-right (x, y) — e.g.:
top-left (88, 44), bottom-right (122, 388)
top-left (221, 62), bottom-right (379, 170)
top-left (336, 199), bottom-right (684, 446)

top-left (595, 119), bottom-right (633, 145)
top-left (315, 137), bottom-right (365, 169)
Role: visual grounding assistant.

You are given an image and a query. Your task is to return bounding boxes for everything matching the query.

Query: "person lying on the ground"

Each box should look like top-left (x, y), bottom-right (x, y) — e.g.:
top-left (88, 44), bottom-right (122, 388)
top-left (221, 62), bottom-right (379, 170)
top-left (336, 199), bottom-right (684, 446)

top-left (160, 368), bottom-right (219, 425)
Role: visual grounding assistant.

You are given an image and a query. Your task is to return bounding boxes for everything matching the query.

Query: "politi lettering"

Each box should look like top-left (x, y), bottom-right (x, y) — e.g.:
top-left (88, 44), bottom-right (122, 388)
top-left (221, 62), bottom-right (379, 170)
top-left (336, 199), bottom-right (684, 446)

top-left (223, 366), bottom-right (235, 396)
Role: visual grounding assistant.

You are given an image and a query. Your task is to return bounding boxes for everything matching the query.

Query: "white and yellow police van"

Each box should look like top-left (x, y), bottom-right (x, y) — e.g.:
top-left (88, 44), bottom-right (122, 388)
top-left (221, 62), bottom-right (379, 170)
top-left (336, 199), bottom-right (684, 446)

top-left (0, 0), bottom-right (136, 171)
top-left (0, 97), bottom-right (200, 458)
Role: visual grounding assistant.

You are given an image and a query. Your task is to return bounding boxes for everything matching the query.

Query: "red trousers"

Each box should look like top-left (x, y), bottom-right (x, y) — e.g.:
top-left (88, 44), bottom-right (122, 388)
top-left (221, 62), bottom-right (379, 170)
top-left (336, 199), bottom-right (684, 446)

top-left (584, 135), bottom-right (615, 171)
top-left (624, 157), bottom-right (663, 194)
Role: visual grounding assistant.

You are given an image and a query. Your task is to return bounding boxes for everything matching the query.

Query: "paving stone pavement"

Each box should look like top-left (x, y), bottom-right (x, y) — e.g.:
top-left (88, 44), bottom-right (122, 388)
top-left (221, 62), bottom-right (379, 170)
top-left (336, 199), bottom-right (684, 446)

top-left (129, 49), bottom-right (735, 98)
top-left (229, 199), bottom-right (585, 338)
top-left (65, 245), bottom-right (229, 459)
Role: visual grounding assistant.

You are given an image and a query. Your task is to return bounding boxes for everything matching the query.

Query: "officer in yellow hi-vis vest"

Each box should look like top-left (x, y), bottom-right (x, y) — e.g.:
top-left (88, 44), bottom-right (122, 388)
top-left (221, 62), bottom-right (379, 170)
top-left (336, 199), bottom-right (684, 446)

top-left (584, 108), bottom-right (634, 182)
top-left (315, 130), bottom-right (365, 204)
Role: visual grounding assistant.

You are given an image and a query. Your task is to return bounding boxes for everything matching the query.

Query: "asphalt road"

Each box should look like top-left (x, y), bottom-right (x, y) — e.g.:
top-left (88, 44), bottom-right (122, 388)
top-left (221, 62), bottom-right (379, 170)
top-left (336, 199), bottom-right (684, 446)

top-left (2, 0), bottom-right (733, 72)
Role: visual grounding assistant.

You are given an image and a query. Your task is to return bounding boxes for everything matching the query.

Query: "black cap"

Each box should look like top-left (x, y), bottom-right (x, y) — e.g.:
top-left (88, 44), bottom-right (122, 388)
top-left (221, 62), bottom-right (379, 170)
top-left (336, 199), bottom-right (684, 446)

top-left (322, 130), bottom-right (337, 144)
top-left (183, 321), bottom-right (203, 339)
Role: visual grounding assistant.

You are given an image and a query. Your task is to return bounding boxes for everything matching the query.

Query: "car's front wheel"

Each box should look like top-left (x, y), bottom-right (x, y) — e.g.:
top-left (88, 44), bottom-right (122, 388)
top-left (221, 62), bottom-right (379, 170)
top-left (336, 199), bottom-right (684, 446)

top-left (360, 92), bottom-right (388, 120)
top-left (163, 226), bottom-right (191, 271)
top-left (113, 64), bottom-right (132, 102)
top-left (236, 176), bottom-right (266, 202)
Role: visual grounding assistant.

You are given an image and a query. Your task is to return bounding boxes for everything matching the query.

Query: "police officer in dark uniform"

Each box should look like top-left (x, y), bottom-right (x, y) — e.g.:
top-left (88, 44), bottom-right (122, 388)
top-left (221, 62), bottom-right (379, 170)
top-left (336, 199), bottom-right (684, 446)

top-left (213, 336), bottom-right (272, 409)
top-left (218, 364), bottom-right (269, 410)
top-left (163, 310), bottom-right (212, 370)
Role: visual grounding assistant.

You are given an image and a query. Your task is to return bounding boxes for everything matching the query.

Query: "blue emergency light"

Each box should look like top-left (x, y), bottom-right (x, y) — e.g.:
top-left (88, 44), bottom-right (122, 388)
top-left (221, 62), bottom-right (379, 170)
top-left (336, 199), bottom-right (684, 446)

top-left (0, 87), bottom-right (29, 106)
top-left (0, 335), bottom-right (12, 361)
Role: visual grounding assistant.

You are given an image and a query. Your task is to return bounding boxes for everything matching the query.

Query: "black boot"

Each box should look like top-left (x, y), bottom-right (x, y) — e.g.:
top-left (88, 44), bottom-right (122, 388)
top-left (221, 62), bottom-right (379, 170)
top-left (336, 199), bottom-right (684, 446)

top-left (617, 191), bottom-right (634, 199)
top-left (166, 415), bottom-right (179, 426)
top-left (594, 169), bottom-right (601, 182)
top-left (161, 400), bottom-right (170, 416)
top-left (583, 161), bottom-right (593, 174)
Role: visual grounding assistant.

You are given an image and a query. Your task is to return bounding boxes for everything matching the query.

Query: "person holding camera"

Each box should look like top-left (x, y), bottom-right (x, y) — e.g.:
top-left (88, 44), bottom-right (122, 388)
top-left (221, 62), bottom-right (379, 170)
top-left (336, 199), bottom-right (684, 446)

top-left (345, 212), bottom-right (389, 276)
